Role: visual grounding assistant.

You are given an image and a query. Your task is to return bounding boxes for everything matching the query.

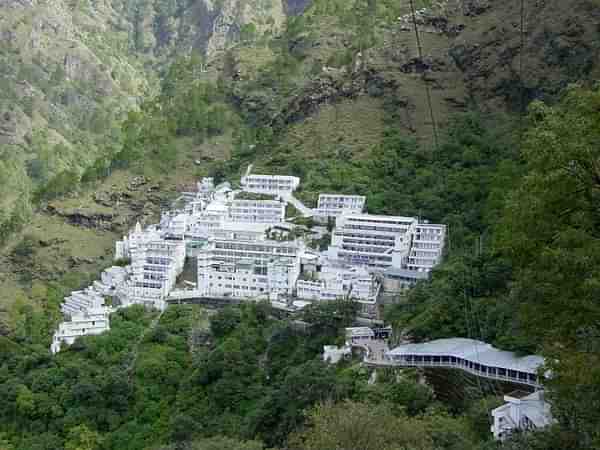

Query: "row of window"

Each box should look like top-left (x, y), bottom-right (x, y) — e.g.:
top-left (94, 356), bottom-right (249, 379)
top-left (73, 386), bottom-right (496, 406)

top-left (344, 224), bottom-right (410, 233)
top-left (145, 257), bottom-right (171, 265)
top-left (144, 273), bottom-right (167, 281)
top-left (338, 251), bottom-right (393, 262)
top-left (208, 283), bottom-right (266, 292)
top-left (231, 203), bottom-right (283, 208)
top-left (342, 238), bottom-right (395, 247)
top-left (415, 228), bottom-right (444, 234)
top-left (134, 282), bottom-right (162, 289)
top-left (414, 234), bottom-right (443, 242)
top-left (407, 258), bottom-right (437, 266)
top-left (342, 245), bottom-right (390, 254)
top-left (335, 232), bottom-right (396, 241)
top-left (410, 250), bottom-right (440, 257)
top-left (391, 355), bottom-right (538, 383)
top-left (200, 274), bottom-right (269, 283)
top-left (215, 243), bottom-right (296, 253)
top-left (211, 251), bottom-right (296, 262)
top-left (347, 218), bottom-right (415, 226)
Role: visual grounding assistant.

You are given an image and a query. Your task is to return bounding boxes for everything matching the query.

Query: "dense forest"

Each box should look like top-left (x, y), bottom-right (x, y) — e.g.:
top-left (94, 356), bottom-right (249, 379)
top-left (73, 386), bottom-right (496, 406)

top-left (2, 0), bottom-right (600, 449)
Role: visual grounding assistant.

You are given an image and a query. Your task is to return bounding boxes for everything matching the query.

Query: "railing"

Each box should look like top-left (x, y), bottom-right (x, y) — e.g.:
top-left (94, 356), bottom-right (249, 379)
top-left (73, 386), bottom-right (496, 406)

top-left (365, 354), bottom-right (541, 388)
top-left (168, 289), bottom-right (204, 300)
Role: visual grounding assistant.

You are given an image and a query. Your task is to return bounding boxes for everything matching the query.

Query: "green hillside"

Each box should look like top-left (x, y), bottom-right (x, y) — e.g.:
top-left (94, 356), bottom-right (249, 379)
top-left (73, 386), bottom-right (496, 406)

top-left (1, 0), bottom-right (600, 449)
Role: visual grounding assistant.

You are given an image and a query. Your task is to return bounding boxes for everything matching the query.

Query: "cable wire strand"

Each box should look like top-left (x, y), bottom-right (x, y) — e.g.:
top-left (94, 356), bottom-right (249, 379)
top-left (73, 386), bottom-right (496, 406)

top-left (409, 0), bottom-right (440, 151)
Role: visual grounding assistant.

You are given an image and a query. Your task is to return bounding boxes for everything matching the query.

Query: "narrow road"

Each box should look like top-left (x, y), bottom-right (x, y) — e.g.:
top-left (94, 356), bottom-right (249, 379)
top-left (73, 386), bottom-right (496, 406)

top-left (283, 194), bottom-right (314, 217)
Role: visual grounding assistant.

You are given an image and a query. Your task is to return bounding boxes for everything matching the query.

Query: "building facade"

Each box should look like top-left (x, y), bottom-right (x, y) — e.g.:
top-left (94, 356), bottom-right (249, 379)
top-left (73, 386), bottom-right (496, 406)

top-left (125, 239), bottom-right (186, 310)
top-left (406, 223), bottom-right (446, 272)
top-left (295, 264), bottom-right (379, 303)
top-left (314, 194), bottom-right (366, 219)
top-left (229, 199), bottom-right (286, 224)
top-left (327, 213), bottom-right (417, 269)
top-left (51, 307), bottom-right (110, 354)
top-left (196, 237), bottom-right (302, 299)
top-left (241, 174), bottom-right (300, 195)
top-left (327, 214), bottom-right (446, 272)
top-left (491, 391), bottom-right (553, 440)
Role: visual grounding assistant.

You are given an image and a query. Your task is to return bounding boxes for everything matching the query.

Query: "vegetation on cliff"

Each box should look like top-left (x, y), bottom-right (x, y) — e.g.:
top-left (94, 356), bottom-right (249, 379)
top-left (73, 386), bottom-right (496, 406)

top-left (1, 0), bottom-right (600, 449)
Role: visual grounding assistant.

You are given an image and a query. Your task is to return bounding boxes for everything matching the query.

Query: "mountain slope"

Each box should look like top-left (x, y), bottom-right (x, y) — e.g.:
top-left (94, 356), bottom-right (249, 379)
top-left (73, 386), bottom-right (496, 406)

top-left (1, 0), bottom-right (600, 332)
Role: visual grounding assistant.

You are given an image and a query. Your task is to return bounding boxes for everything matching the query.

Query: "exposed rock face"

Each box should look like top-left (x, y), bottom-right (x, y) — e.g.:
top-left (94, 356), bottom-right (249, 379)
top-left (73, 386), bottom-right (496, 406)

top-left (447, 0), bottom-right (600, 111)
top-left (201, 0), bottom-right (286, 56)
top-left (0, 105), bottom-right (31, 146)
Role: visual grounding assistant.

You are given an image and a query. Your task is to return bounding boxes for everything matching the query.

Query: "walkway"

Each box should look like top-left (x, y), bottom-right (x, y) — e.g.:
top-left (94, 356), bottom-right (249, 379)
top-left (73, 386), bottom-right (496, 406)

top-left (282, 194), bottom-right (314, 217)
top-left (356, 338), bottom-right (543, 389)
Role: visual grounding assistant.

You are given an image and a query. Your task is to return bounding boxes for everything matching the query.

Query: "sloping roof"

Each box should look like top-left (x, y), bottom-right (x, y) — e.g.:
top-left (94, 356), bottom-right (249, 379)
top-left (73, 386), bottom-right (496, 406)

top-left (384, 268), bottom-right (430, 280)
top-left (387, 338), bottom-right (544, 373)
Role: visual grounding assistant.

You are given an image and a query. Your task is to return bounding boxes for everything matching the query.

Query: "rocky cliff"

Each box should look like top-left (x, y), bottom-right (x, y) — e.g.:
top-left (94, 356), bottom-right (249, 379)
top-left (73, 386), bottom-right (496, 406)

top-left (0, 0), bottom-right (294, 238)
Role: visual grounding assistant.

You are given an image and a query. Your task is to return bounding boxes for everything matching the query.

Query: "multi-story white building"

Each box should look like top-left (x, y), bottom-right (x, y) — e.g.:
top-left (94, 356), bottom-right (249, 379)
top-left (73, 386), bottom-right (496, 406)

top-left (229, 199), bottom-right (286, 224)
top-left (241, 173), bottom-right (300, 195)
top-left (61, 287), bottom-right (106, 316)
top-left (196, 237), bottom-right (302, 300)
top-left (327, 213), bottom-right (446, 272)
top-left (125, 239), bottom-right (186, 310)
top-left (296, 263), bottom-right (379, 303)
top-left (197, 177), bottom-right (215, 199)
top-left (115, 222), bottom-right (162, 261)
top-left (202, 237), bottom-right (301, 266)
top-left (406, 223), bottom-right (446, 272)
top-left (52, 283), bottom-right (113, 354)
top-left (314, 194), bottom-right (366, 219)
top-left (327, 213), bottom-right (417, 269)
top-left (161, 212), bottom-right (188, 239)
top-left (51, 307), bottom-right (111, 354)
top-left (197, 260), bottom-right (269, 299)
top-left (491, 391), bottom-right (553, 440)
top-left (197, 257), bottom-right (300, 300)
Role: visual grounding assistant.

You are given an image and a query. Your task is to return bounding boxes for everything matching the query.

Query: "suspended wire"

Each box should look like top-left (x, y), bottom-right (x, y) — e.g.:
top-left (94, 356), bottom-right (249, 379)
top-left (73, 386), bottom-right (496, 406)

top-left (408, 0), bottom-right (440, 151)
top-left (518, 0), bottom-right (527, 142)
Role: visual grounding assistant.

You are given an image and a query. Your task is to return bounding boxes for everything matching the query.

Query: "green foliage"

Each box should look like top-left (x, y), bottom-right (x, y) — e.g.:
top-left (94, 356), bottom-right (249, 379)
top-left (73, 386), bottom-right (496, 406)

top-left (288, 400), bottom-right (479, 450)
top-left (113, 257), bottom-right (132, 267)
top-left (11, 234), bottom-right (37, 260)
top-left (34, 170), bottom-right (80, 203)
top-left (495, 85), bottom-right (600, 448)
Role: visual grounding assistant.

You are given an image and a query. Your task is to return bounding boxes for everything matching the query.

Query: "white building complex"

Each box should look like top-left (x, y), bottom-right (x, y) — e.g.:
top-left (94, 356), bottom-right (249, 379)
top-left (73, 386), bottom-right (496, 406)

top-left (51, 271), bottom-right (121, 354)
top-left (241, 173), bottom-right (300, 195)
top-left (406, 223), bottom-right (446, 271)
top-left (197, 237), bottom-right (303, 300)
top-left (491, 390), bottom-right (553, 440)
top-left (296, 263), bottom-right (379, 304)
top-left (327, 213), bottom-right (445, 271)
top-left (229, 199), bottom-right (285, 224)
top-left (51, 307), bottom-right (110, 354)
top-left (52, 167), bottom-right (449, 353)
top-left (314, 194), bottom-right (366, 219)
top-left (125, 239), bottom-right (186, 310)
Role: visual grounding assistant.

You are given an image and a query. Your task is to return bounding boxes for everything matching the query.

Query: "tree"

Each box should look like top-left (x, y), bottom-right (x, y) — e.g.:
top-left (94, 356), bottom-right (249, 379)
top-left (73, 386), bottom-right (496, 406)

top-left (288, 400), bottom-right (434, 450)
top-left (209, 307), bottom-right (241, 339)
top-left (190, 436), bottom-right (264, 450)
top-left (65, 424), bottom-right (101, 450)
top-left (497, 85), bottom-right (600, 447)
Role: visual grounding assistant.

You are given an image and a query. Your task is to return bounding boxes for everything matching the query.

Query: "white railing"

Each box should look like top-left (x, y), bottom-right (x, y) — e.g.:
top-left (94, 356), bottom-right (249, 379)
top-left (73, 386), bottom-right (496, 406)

top-left (367, 355), bottom-right (541, 388)
top-left (168, 289), bottom-right (204, 300)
